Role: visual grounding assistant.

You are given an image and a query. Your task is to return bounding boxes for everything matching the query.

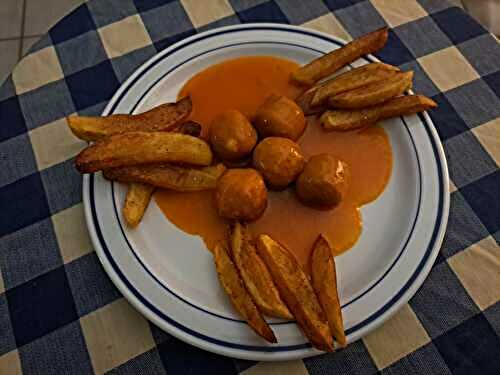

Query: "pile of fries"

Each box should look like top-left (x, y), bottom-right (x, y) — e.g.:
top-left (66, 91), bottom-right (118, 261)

top-left (69, 97), bottom-right (225, 227)
top-left (68, 27), bottom-right (438, 351)
top-left (293, 28), bottom-right (437, 131)
top-left (214, 225), bottom-right (345, 350)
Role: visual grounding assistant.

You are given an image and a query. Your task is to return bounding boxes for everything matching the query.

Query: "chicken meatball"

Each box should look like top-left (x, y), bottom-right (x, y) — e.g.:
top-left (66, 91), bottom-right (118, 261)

top-left (210, 110), bottom-right (257, 160)
top-left (253, 137), bottom-right (305, 189)
top-left (215, 168), bottom-right (267, 221)
top-left (296, 154), bottom-right (349, 208)
top-left (254, 95), bottom-right (306, 141)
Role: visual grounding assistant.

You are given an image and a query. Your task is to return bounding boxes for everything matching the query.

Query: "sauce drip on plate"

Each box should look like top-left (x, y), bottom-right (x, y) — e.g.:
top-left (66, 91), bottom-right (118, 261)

top-left (155, 56), bottom-right (392, 267)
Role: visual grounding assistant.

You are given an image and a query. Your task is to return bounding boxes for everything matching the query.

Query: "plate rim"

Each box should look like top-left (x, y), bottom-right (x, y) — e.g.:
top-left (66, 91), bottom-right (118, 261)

top-left (82, 23), bottom-right (450, 361)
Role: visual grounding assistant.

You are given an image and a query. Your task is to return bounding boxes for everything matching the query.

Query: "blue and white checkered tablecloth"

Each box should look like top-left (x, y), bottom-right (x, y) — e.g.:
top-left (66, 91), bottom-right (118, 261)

top-left (0, 0), bottom-right (499, 374)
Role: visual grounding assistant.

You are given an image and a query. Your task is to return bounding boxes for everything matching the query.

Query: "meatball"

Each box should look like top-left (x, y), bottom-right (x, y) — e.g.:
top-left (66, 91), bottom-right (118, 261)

top-left (296, 154), bottom-right (349, 208)
top-left (253, 137), bottom-right (305, 189)
top-left (210, 110), bottom-right (257, 160)
top-left (254, 95), bottom-right (306, 141)
top-left (215, 168), bottom-right (267, 221)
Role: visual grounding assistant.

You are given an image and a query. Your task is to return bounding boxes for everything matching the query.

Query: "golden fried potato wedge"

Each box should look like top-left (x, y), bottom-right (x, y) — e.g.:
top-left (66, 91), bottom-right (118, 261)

top-left (174, 120), bottom-right (202, 137)
top-left (230, 223), bottom-right (292, 319)
top-left (321, 95), bottom-right (437, 131)
top-left (67, 97), bottom-right (192, 141)
top-left (311, 235), bottom-right (346, 348)
top-left (329, 71), bottom-right (413, 109)
top-left (213, 242), bottom-right (277, 343)
top-left (123, 183), bottom-right (155, 227)
top-left (103, 164), bottom-right (225, 191)
top-left (75, 132), bottom-right (213, 173)
top-left (256, 234), bottom-right (333, 351)
top-left (121, 120), bottom-right (201, 227)
top-left (295, 87), bottom-right (325, 116)
top-left (291, 27), bottom-right (388, 86)
top-left (311, 63), bottom-right (399, 106)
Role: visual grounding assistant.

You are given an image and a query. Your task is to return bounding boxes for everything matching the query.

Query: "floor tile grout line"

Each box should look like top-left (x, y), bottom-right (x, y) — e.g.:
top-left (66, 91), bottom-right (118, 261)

top-left (0, 35), bottom-right (44, 42)
top-left (18, 0), bottom-right (27, 60)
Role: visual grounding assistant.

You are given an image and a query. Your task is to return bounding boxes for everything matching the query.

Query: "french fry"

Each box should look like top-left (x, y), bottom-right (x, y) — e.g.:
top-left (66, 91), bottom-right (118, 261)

top-left (122, 183), bottom-right (155, 227)
top-left (295, 87), bottom-right (325, 116)
top-left (230, 223), bottom-right (292, 319)
top-left (213, 242), bottom-right (277, 343)
top-left (329, 71), bottom-right (413, 109)
top-left (311, 63), bottom-right (400, 106)
top-left (173, 120), bottom-right (202, 137)
top-left (291, 27), bottom-right (389, 86)
top-left (256, 234), bottom-right (333, 351)
top-left (103, 164), bottom-right (225, 191)
top-left (321, 95), bottom-right (437, 131)
top-left (67, 97), bottom-right (192, 141)
top-left (311, 235), bottom-right (346, 348)
top-left (75, 131), bottom-right (213, 173)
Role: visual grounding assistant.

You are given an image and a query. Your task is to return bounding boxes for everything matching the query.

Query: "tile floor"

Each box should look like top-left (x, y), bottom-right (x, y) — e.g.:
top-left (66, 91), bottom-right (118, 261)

top-left (0, 0), bottom-right (472, 86)
top-left (0, 0), bottom-right (86, 84)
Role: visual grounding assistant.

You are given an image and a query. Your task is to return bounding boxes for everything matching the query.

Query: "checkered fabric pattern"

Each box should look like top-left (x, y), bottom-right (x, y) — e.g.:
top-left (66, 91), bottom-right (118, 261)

top-left (0, 0), bottom-right (498, 373)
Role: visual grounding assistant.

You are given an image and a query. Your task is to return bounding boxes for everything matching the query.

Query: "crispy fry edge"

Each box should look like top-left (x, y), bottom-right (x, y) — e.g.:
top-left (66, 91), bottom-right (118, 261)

top-left (311, 234), bottom-right (347, 348)
top-left (256, 234), bottom-right (334, 352)
top-left (213, 242), bottom-right (277, 343)
top-left (229, 223), bottom-right (293, 320)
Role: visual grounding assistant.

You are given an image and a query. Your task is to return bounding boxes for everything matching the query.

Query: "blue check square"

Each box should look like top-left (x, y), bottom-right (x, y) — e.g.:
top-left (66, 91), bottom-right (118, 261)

top-left (49, 4), bottom-right (97, 45)
top-left (410, 261), bottom-right (479, 338)
top-left (139, 1), bottom-right (192, 43)
top-left (237, 1), bottom-right (289, 24)
top-left (0, 133), bottom-right (38, 188)
top-left (40, 159), bottom-right (82, 215)
top-left (460, 171), bottom-right (500, 236)
top-left (440, 191), bottom-right (490, 259)
top-left (18, 321), bottom-right (93, 375)
top-left (65, 60), bottom-right (120, 111)
top-left (0, 172), bottom-right (50, 238)
top-left (66, 252), bottom-right (121, 317)
top-left (434, 313), bottom-right (500, 375)
top-left (7, 266), bottom-right (78, 347)
top-left (0, 95), bottom-right (27, 142)
top-left (375, 29), bottom-right (414, 67)
top-left (0, 218), bottom-right (62, 290)
top-left (305, 340), bottom-right (378, 374)
top-left (157, 336), bottom-right (237, 374)
top-left (432, 7), bottom-right (487, 45)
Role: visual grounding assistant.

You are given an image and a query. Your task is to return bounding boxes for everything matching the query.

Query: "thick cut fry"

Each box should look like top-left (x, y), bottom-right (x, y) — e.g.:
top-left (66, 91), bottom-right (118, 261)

top-left (256, 234), bottom-right (333, 351)
top-left (291, 27), bottom-right (388, 86)
top-left (295, 87), bottom-right (325, 116)
top-left (104, 164), bottom-right (225, 191)
top-left (230, 223), bottom-right (292, 319)
top-left (121, 120), bottom-right (201, 227)
top-left (75, 131), bottom-right (213, 173)
top-left (311, 63), bottom-right (399, 106)
top-left (321, 95), bottom-right (437, 131)
top-left (213, 242), bottom-right (277, 343)
top-left (174, 120), bottom-right (202, 137)
top-left (67, 97), bottom-right (192, 141)
top-left (329, 71), bottom-right (413, 109)
top-left (311, 235), bottom-right (346, 348)
top-left (122, 183), bottom-right (155, 227)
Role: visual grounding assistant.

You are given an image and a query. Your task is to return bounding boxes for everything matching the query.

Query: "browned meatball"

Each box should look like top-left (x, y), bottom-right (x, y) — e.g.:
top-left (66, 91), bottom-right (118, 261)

top-left (253, 137), bottom-right (305, 189)
top-left (210, 110), bottom-right (257, 160)
top-left (215, 168), bottom-right (267, 221)
top-left (254, 95), bottom-right (306, 141)
top-left (296, 154), bottom-right (349, 208)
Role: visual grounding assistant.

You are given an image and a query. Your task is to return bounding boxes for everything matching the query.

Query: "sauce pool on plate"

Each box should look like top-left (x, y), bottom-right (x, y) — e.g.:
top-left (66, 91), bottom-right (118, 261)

top-left (155, 56), bottom-right (392, 267)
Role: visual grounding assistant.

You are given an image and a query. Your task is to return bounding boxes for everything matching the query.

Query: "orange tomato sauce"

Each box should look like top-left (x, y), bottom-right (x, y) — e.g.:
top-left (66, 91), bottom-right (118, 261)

top-left (155, 56), bottom-right (392, 267)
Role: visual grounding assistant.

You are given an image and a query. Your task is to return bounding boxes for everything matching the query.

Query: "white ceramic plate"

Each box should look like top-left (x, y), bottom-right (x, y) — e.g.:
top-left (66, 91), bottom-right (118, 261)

top-left (83, 23), bottom-right (449, 361)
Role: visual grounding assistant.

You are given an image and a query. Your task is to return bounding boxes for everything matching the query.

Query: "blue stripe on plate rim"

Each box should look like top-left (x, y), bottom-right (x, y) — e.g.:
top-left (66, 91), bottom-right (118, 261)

top-left (88, 24), bottom-right (446, 352)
